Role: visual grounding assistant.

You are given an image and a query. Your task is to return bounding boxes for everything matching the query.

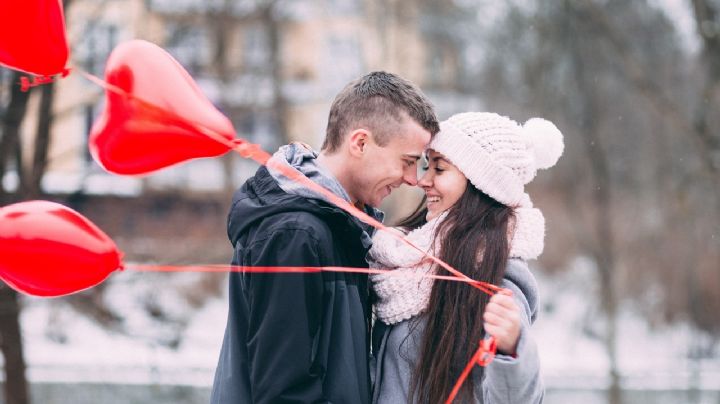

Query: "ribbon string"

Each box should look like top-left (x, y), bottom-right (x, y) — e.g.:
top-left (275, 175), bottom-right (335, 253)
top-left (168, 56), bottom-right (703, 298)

top-left (72, 67), bottom-right (506, 402)
top-left (77, 67), bottom-right (501, 294)
top-left (129, 264), bottom-right (499, 293)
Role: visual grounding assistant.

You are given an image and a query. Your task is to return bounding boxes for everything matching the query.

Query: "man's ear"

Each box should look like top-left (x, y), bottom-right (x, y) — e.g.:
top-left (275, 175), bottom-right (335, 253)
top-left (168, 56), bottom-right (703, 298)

top-left (347, 129), bottom-right (371, 157)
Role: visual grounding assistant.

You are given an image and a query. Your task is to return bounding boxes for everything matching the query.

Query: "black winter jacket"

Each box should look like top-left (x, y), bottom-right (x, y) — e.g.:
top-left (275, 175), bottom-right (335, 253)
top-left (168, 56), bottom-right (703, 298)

top-left (211, 166), bottom-right (375, 404)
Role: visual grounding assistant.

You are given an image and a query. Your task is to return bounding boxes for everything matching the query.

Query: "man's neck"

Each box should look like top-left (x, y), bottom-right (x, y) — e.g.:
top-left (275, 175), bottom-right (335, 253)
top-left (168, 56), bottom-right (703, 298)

top-left (317, 151), bottom-right (361, 207)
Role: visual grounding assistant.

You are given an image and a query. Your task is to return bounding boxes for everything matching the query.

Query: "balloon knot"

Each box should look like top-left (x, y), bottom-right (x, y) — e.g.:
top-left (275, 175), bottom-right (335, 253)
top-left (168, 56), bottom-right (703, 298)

top-left (233, 139), bottom-right (258, 158)
top-left (19, 69), bottom-right (71, 92)
top-left (20, 76), bottom-right (31, 92)
top-left (117, 251), bottom-right (126, 271)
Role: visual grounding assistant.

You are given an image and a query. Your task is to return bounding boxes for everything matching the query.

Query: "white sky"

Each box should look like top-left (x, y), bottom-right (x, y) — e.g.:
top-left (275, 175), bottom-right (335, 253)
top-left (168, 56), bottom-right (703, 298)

top-left (652, 0), bottom-right (702, 54)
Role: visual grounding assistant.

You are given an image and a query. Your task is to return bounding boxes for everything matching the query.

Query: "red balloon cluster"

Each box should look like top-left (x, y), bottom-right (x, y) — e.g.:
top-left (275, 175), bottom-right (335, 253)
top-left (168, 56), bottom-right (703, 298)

top-left (0, 29), bottom-right (240, 296)
top-left (0, 201), bottom-right (122, 297)
top-left (0, 9), bottom-right (240, 296)
top-left (89, 40), bottom-right (236, 175)
top-left (0, 0), bottom-right (69, 75)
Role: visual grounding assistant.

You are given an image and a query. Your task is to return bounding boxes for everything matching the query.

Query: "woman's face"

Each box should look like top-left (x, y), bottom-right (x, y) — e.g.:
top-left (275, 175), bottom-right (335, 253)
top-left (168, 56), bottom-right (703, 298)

top-left (418, 149), bottom-right (468, 221)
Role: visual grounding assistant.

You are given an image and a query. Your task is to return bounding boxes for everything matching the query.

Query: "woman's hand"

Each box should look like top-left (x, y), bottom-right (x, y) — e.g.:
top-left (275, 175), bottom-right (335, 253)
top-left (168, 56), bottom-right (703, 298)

top-left (483, 292), bottom-right (521, 356)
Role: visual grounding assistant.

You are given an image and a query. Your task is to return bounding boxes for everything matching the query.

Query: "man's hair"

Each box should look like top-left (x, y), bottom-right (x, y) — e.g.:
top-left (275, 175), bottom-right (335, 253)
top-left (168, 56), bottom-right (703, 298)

top-left (321, 71), bottom-right (439, 153)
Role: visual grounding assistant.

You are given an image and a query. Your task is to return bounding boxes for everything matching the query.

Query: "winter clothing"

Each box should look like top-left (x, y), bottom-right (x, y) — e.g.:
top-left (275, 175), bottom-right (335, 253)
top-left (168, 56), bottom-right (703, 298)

top-left (369, 213), bottom-right (446, 325)
top-left (367, 112), bottom-right (559, 403)
top-left (428, 112), bottom-right (564, 207)
top-left (371, 259), bottom-right (544, 404)
top-left (428, 112), bottom-right (564, 260)
top-left (211, 143), bottom-right (383, 404)
top-left (368, 214), bottom-right (545, 404)
top-left (369, 203), bottom-right (539, 326)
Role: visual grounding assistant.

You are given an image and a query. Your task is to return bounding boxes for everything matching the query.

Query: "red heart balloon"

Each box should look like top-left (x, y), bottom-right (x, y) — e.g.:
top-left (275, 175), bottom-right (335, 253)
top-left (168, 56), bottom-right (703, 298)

top-left (0, 201), bottom-right (122, 297)
top-left (0, 0), bottom-right (69, 76)
top-left (89, 40), bottom-right (236, 175)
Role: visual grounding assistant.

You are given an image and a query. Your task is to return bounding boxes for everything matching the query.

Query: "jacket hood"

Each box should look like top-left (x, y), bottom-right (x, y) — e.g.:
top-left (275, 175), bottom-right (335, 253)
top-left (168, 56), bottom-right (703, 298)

top-left (227, 165), bottom-right (383, 250)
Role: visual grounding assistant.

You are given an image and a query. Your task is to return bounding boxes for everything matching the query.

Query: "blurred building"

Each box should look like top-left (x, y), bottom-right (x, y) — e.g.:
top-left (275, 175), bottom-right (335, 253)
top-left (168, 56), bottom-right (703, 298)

top-left (16, 0), bottom-right (483, 217)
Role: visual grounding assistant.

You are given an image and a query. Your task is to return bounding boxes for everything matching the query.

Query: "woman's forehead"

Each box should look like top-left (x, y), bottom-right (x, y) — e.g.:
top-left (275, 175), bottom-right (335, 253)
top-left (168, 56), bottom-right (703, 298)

top-left (426, 149), bottom-right (449, 162)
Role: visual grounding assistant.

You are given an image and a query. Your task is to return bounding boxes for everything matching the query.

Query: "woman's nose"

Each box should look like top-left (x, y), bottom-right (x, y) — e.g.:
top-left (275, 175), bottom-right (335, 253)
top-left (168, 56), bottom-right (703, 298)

top-left (418, 171), bottom-right (432, 188)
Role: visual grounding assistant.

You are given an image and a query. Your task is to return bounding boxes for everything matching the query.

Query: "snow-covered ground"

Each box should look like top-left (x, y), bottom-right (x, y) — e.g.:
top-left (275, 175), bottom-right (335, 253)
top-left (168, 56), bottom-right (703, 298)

top-left (533, 258), bottom-right (720, 391)
top-left (7, 258), bottom-right (720, 395)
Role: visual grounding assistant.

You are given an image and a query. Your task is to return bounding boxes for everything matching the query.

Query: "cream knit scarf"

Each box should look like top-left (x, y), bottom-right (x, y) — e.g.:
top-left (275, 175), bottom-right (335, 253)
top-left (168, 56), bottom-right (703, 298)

top-left (369, 213), bottom-right (446, 325)
top-left (369, 196), bottom-right (544, 325)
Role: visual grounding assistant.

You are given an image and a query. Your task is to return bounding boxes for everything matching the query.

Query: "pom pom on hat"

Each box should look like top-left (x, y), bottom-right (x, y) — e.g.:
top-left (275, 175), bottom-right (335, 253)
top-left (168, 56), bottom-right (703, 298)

top-left (427, 112), bottom-right (566, 260)
top-left (523, 118), bottom-right (564, 170)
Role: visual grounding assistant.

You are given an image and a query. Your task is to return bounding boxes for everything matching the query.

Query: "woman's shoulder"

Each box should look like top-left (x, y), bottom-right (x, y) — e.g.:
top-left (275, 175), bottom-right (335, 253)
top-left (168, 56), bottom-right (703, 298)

top-left (501, 259), bottom-right (540, 322)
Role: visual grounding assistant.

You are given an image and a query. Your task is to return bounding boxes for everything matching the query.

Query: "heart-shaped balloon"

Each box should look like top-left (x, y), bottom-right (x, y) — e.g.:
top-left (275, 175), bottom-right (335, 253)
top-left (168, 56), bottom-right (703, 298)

top-left (89, 40), bottom-right (236, 175)
top-left (0, 0), bottom-right (69, 75)
top-left (0, 201), bottom-right (122, 297)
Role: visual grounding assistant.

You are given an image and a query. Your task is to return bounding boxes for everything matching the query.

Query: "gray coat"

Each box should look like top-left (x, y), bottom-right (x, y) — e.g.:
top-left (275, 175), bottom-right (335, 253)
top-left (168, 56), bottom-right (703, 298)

top-left (371, 259), bottom-right (544, 404)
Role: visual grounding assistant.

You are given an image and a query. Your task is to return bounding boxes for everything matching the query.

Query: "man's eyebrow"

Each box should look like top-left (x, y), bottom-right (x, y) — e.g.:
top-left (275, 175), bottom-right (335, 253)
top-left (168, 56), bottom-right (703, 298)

top-left (403, 153), bottom-right (422, 160)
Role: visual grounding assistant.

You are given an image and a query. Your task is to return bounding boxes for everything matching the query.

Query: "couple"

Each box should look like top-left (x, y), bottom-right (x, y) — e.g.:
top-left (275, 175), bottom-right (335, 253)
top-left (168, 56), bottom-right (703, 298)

top-left (211, 72), bottom-right (561, 404)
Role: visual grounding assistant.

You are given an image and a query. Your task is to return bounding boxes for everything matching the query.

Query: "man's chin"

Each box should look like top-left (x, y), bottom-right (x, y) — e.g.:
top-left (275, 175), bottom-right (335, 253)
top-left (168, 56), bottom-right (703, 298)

top-left (366, 196), bottom-right (384, 209)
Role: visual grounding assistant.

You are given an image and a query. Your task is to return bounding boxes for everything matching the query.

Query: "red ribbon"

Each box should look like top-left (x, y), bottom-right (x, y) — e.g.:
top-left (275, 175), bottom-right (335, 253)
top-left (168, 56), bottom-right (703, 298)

top-left (129, 264), bottom-right (500, 288)
top-left (444, 334), bottom-right (498, 404)
top-left (130, 263), bottom-right (505, 404)
top-left (75, 67), bottom-right (508, 402)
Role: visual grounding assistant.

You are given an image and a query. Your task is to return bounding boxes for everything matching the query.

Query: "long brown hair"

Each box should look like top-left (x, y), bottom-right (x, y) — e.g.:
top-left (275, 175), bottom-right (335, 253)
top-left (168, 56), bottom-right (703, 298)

top-left (397, 183), bottom-right (513, 403)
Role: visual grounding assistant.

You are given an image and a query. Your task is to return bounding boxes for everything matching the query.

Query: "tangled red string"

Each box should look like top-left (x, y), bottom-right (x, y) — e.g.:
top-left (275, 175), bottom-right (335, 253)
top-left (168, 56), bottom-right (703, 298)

top-left (64, 67), bottom-right (509, 403)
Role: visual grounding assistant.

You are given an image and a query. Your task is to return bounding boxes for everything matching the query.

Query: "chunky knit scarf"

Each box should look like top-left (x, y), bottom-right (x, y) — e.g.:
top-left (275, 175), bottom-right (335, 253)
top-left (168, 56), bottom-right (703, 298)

top-left (369, 196), bottom-right (544, 325)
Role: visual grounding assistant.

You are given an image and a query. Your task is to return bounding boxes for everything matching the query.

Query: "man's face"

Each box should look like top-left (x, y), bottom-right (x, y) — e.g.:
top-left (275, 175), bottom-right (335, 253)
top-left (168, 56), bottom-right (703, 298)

top-left (354, 115), bottom-right (432, 207)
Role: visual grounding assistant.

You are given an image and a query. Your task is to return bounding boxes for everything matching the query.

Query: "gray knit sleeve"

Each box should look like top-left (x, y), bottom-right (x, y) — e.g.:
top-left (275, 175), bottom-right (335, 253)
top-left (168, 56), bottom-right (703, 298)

top-left (477, 259), bottom-right (545, 404)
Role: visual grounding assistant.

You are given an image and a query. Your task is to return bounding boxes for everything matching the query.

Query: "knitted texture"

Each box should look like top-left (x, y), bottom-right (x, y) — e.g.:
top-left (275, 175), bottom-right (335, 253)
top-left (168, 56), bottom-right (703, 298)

top-left (369, 213), bottom-right (445, 325)
top-left (511, 194), bottom-right (545, 260)
top-left (369, 210), bottom-right (543, 325)
top-left (426, 112), bottom-right (563, 260)
top-left (428, 112), bottom-right (563, 207)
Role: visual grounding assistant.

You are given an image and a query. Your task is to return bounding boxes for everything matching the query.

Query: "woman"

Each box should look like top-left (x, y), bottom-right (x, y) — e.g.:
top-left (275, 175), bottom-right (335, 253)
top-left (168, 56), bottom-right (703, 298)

top-left (369, 112), bottom-right (563, 403)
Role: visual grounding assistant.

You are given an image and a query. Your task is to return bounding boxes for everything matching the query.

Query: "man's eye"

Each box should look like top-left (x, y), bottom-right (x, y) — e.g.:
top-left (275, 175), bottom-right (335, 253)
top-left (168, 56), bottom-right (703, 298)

top-left (404, 160), bottom-right (415, 167)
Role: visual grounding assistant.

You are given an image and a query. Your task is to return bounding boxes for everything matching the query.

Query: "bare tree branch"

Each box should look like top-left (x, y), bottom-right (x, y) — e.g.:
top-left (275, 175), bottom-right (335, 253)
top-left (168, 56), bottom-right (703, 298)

top-left (578, 0), bottom-right (720, 177)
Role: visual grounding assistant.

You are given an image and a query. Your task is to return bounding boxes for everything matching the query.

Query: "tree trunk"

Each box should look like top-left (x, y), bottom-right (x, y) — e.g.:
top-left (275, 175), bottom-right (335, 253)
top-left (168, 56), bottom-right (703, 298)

top-left (566, 2), bottom-right (621, 402)
top-left (262, 3), bottom-right (289, 145)
top-left (0, 71), bottom-right (32, 198)
top-left (208, 0), bottom-right (237, 195)
top-left (0, 287), bottom-right (30, 404)
top-left (0, 71), bottom-right (33, 404)
top-left (23, 82), bottom-right (55, 199)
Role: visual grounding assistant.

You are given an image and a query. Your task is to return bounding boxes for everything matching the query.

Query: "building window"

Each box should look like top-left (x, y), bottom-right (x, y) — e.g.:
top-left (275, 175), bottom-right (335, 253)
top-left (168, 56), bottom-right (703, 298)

top-left (75, 22), bottom-right (118, 77)
top-left (325, 0), bottom-right (360, 16)
top-left (147, 0), bottom-right (206, 13)
top-left (323, 36), bottom-right (363, 90)
top-left (243, 25), bottom-right (271, 71)
top-left (165, 23), bottom-right (209, 75)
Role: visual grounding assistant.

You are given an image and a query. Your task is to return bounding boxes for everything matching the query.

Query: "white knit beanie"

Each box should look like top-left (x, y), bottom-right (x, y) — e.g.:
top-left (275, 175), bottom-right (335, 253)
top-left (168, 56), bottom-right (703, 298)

top-left (428, 112), bottom-right (564, 259)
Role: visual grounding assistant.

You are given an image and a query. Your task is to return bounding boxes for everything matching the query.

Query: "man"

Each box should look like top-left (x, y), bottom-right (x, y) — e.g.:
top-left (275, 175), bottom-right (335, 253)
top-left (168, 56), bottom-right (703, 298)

top-left (210, 71), bottom-right (438, 404)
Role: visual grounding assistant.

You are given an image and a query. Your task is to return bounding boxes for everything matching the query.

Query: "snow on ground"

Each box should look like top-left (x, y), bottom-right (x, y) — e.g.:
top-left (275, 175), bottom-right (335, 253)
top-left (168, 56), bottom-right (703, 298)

top-left (9, 257), bottom-right (720, 390)
top-left (533, 257), bottom-right (720, 391)
top-left (17, 269), bottom-right (227, 386)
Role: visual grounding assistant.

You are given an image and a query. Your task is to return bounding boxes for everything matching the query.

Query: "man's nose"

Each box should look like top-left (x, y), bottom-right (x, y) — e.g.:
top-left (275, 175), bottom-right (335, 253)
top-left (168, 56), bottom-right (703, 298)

top-left (403, 168), bottom-right (418, 186)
